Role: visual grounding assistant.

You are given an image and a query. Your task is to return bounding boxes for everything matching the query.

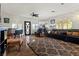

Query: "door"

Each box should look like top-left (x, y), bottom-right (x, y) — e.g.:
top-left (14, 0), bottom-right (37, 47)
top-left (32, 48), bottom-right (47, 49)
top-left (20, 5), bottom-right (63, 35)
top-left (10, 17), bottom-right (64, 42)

top-left (24, 21), bottom-right (31, 35)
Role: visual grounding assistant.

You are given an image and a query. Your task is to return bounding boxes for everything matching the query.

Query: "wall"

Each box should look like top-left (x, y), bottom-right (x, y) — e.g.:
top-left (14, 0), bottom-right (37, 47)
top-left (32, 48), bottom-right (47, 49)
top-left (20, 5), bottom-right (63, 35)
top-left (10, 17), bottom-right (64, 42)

top-left (1, 9), bottom-right (79, 35)
top-left (53, 11), bottom-right (79, 29)
top-left (1, 12), bottom-right (41, 34)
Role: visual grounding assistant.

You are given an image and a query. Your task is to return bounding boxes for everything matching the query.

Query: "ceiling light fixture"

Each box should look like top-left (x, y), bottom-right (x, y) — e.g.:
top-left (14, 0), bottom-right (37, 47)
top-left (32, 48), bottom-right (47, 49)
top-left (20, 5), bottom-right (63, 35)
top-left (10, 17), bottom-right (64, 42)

top-left (31, 12), bottom-right (39, 17)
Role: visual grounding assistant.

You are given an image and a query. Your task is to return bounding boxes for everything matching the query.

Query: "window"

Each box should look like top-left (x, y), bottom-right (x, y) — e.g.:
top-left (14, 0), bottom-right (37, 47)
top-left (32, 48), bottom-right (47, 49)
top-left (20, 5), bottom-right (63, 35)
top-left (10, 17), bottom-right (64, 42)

top-left (67, 21), bottom-right (72, 29)
top-left (56, 20), bottom-right (72, 29)
top-left (12, 23), bottom-right (17, 28)
top-left (56, 21), bottom-right (62, 29)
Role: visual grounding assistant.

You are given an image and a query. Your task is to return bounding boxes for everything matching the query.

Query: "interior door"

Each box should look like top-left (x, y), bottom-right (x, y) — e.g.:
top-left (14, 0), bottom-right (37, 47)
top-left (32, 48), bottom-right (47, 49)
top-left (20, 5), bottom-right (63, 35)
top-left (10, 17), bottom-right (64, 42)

top-left (24, 21), bottom-right (31, 35)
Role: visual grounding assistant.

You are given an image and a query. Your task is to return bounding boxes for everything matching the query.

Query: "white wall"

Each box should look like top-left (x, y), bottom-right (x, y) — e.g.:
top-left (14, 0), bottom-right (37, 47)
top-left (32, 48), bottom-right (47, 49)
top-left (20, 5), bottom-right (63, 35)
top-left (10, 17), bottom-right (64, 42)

top-left (1, 10), bottom-right (79, 35)
top-left (1, 12), bottom-right (41, 34)
top-left (1, 13), bottom-right (15, 28)
top-left (53, 11), bottom-right (79, 29)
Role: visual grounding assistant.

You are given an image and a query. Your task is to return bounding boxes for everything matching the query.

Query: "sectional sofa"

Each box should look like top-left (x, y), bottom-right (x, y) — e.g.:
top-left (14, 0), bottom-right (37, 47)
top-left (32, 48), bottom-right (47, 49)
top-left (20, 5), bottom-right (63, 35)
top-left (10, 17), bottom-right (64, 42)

top-left (46, 29), bottom-right (79, 44)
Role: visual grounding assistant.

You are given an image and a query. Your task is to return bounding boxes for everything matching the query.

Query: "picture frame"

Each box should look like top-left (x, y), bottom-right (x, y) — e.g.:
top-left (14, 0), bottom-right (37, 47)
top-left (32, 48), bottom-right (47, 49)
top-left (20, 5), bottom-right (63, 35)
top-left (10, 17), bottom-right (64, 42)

top-left (4, 18), bottom-right (10, 23)
top-left (50, 19), bottom-right (55, 24)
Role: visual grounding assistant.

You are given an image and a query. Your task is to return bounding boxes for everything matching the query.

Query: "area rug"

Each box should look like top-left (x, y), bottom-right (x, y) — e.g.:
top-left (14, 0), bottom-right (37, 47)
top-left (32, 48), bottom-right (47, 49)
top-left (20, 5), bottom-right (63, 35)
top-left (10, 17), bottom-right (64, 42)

top-left (28, 36), bottom-right (79, 56)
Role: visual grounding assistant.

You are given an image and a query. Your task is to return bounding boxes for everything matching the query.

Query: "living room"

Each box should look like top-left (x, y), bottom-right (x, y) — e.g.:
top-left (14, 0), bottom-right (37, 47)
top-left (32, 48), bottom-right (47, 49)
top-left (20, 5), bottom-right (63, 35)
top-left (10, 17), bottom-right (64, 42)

top-left (0, 3), bottom-right (79, 56)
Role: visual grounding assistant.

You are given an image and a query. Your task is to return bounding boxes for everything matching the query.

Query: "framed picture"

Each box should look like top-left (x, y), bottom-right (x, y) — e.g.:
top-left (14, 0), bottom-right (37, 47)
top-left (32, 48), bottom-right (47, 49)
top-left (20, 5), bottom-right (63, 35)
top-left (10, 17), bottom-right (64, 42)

top-left (4, 18), bottom-right (10, 23)
top-left (50, 19), bottom-right (55, 24)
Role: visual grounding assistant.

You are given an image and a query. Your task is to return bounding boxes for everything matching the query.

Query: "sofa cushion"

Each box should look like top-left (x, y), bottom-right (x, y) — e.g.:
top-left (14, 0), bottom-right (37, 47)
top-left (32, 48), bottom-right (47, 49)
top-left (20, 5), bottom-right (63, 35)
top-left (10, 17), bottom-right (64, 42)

top-left (67, 32), bottom-right (73, 35)
top-left (72, 32), bottom-right (79, 37)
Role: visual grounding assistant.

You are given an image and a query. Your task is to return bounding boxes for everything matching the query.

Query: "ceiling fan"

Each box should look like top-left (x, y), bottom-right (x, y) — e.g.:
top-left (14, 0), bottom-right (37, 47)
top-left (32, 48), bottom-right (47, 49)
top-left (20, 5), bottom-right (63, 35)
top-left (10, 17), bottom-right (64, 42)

top-left (31, 12), bottom-right (39, 17)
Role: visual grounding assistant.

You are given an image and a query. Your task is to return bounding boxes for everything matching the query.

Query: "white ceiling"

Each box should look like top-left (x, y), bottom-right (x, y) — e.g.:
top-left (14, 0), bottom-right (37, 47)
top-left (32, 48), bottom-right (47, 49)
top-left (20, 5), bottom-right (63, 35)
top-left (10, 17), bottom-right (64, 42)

top-left (1, 3), bottom-right (79, 20)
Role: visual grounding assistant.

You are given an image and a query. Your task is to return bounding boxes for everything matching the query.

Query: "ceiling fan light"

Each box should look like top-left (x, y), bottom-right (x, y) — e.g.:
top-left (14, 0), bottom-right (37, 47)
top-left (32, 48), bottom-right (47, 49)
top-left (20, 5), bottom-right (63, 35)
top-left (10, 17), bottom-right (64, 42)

top-left (61, 3), bottom-right (64, 5)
